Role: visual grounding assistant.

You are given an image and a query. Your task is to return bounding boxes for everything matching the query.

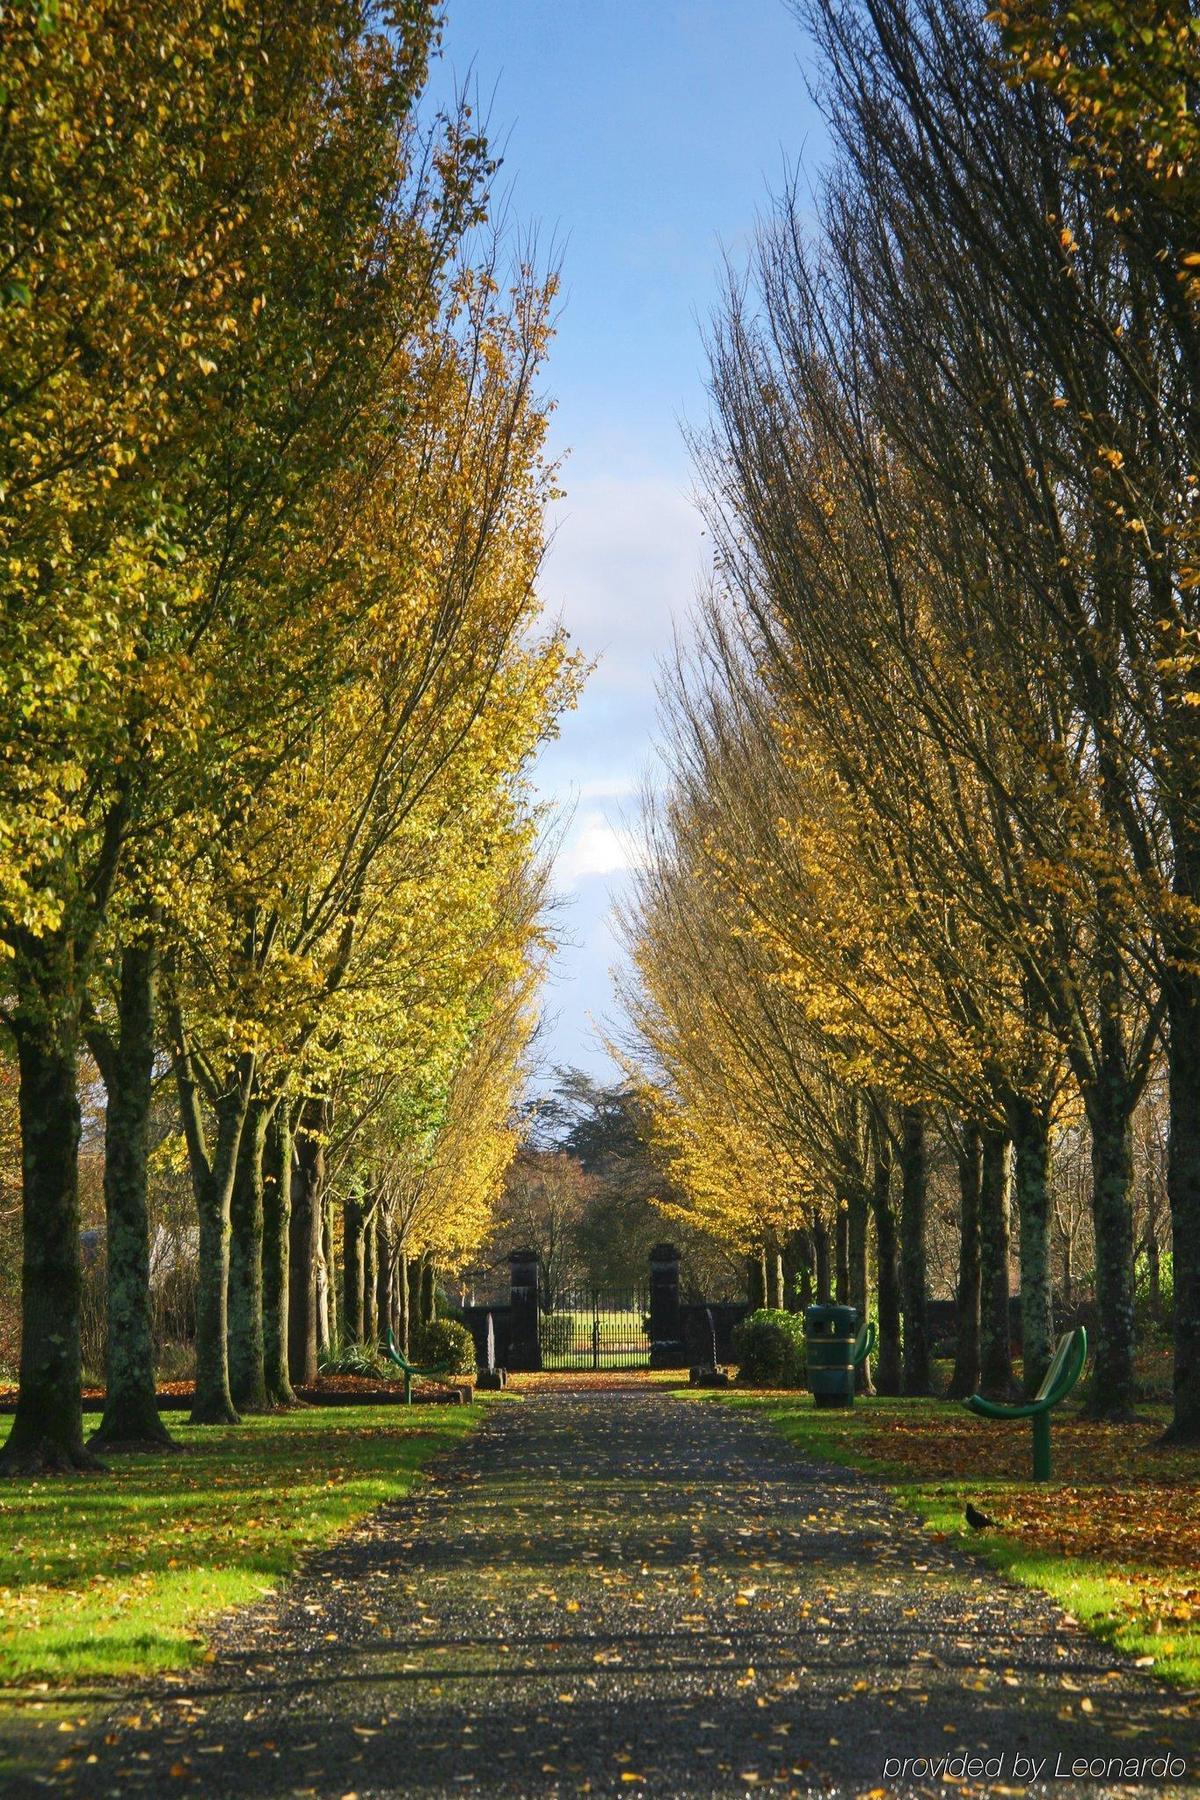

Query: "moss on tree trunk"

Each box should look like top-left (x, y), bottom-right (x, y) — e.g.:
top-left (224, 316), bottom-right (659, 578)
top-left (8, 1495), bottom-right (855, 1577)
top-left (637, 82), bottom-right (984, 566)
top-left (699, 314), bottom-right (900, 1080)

top-left (322, 1191), bottom-right (338, 1352)
top-left (375, 1215), bottom-right (393, 1346)
top-left (89, 939), bottom-right (174, 1452)
top-left (0, 980), bottom-right (95, 1475)
top-left (289, 1099), bottom-right (325, 1386)
top-left (343, 1197), bottom-right (365, 1342)
top-left (229, 1099), bottom-right (269, 1412)
top-left (1008, 1092), bottom-right (1054, 1399)
top-left (175, 1038), bottom-right (252, 1426)
top-left (262, 1107), bottom-right (296, 1407)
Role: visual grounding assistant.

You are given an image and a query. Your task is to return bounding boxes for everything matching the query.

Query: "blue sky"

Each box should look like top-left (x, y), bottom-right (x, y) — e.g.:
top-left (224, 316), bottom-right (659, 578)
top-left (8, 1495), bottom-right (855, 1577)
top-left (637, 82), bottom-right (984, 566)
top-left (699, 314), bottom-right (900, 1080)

top-left (427, 2), bottom-right (827, 1084)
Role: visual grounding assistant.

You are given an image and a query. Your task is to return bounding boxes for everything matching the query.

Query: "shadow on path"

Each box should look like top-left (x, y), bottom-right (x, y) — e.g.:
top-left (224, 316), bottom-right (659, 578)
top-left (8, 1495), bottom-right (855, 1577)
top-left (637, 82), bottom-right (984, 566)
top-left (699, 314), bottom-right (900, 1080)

top-left (6, 1393), bottom-right (1198, 1797)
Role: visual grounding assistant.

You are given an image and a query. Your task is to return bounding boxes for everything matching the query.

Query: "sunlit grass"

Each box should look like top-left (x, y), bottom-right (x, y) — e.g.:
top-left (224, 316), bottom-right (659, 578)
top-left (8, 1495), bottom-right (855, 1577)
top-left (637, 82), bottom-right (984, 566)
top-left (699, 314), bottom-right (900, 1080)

top-left (0, 1403), bottom-right (482, 1685)
top-left (718, 1391), bottom-right (1200, 1689)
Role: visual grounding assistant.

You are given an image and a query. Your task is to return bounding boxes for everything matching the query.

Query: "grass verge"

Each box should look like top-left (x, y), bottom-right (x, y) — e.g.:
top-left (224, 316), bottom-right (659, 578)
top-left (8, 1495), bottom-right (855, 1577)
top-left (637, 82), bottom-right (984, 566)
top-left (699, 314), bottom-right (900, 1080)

top-left (716, 1391), bottom-right (1200, 1690)
top-left (0, 1401), bottom-right (483, 1687)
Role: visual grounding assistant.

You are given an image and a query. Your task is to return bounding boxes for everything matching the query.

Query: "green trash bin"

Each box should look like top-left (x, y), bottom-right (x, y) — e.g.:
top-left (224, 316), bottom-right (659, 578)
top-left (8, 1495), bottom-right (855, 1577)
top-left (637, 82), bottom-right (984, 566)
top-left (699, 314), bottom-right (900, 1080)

top-left (804, 1304), bottom-right (858, 1407)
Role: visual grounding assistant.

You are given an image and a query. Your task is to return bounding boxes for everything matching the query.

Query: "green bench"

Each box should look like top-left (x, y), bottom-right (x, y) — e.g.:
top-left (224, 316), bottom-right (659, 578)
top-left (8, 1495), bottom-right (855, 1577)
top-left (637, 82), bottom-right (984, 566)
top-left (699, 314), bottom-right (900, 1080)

top-left (851, 1319), bottom-right (877, 1368)
top-left (964, 1326), bottom-right (1088, 1481)
top-left (384, 1330), bottom-right (455, 1405)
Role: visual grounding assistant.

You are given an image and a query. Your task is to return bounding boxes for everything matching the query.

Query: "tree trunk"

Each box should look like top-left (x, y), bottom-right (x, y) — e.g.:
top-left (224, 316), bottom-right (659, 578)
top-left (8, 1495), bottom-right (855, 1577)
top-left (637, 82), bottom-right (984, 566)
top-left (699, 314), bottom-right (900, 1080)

top-left (0, 985), bottom-right (94, 1474)
top-left (1086, 1092), bottom-right (1137, 1419)
top-left (812, 1217), bottom-right (832, 1303)
top-left (178, 1051), bottom-right (251, 1425)
top-left (795, 1231), bottom-right (814, 1308)
top-left (321, 1192), bottom-right (337, 1352)
top-left (746, 1249), bottom-right (767, 1310)
top-left (1166, 968), bottom-right (1200, 1441)
top-left (407, 1254), bottom-right (422, 1343)
top-left (899, 1103), bottom-right (931, 1395)
top-left (978, 1128), bottom-right (1014, 1401)
top-left (420, 1254), bottom-right (436, 1325)
top-left (872, 1136), bottom-right (902, 1395)
top-left (262, 1107), bottom-right (296, 1407)
top-left (765, 1240), bottom-right (785, 1310)
top-left (289, 1099), bottom-right (324, 1385)
top-left (343, 1198), bottom-right (365, 1343)
top-left (228, 1097), bottom-right (270, 1412)
top-left (363, 1208), bottom-right (378, 1348)
top-left (781, 1231), bottom-right (806, 1311)
top-left (397, 1246), bottom-right (410, 1354)
top-left (835, 1204), bottom-right (850, 1304)
top-left (88, 939), bottom-right (175, 1451)
top-left (1144, 1211), bottom-right (1161, 1327)
top-left (947, 1124), bottom-right (982, 1399)
top-left (848, 1187), bottom-right (873, 1394)
top-left (1008, 1093), bottom-right (1054, 1398)
top-left (375, 1215), bottom-right (393, 1349)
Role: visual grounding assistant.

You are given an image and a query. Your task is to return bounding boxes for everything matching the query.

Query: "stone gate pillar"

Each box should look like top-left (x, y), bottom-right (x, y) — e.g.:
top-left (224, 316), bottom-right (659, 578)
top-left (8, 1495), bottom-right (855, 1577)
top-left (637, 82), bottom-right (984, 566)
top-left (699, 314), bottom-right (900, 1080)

top-left (649, 1242), bottom-right (686, 1368)
top-left (507, 1248), bottom-right (542, 1372)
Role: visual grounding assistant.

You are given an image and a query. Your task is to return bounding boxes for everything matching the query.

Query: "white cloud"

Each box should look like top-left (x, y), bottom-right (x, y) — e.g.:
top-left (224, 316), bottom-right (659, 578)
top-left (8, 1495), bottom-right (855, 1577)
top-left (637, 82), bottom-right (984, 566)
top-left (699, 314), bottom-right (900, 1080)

top-left (556, 810), bottom-right (643, 888)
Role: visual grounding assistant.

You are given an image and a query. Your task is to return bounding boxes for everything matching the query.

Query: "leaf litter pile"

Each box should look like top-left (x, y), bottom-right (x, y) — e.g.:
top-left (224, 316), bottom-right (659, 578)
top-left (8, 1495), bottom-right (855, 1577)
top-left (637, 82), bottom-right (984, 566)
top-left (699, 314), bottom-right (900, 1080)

top-left (31, 1391), bottom-right (1200, 1799)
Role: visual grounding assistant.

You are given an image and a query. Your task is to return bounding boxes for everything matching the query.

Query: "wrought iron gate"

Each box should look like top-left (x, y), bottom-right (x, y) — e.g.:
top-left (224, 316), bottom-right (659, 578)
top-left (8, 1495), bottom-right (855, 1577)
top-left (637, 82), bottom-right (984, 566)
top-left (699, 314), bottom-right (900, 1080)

top-left (538, 1284), bottom-right (651, 1370)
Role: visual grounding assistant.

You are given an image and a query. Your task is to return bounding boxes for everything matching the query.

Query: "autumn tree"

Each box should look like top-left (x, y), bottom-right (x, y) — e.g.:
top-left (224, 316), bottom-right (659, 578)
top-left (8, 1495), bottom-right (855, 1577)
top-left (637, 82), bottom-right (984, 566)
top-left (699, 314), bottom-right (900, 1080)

top-left (0, 0), bottom-right (510, 1468)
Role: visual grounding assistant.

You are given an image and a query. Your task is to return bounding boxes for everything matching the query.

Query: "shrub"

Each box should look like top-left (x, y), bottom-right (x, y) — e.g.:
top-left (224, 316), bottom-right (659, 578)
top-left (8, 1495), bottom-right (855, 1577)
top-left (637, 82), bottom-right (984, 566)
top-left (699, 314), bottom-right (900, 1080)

top-left (538, 1312), bottom-right (574, 1356)
top-left (318, 1341), bottom-right (387, 1380)
top-left (411, 1317), bottom-right (476, 1375)
top-left (732, 1308), bottom-right (806, 1386)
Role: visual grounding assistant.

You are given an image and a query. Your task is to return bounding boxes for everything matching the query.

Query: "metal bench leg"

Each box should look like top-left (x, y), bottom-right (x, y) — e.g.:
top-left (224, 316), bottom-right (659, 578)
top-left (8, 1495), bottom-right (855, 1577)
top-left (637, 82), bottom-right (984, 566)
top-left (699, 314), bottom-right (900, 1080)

top-left (1031, 1411), bottom-right (1051, 1481)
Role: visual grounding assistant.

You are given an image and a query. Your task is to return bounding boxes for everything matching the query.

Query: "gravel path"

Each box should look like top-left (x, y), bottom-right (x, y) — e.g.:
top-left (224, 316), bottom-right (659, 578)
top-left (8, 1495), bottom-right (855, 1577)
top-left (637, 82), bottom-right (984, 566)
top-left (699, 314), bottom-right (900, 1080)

top-left (26, 1392), bottom-right (1200, 1798)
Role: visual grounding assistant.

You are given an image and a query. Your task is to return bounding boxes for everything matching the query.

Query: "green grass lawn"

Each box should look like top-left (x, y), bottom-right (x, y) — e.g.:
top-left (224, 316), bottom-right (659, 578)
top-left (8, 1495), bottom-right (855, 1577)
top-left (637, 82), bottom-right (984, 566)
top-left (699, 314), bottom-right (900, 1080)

top-left (715, 1390), bottom-right (1200, 1689)
top-left (0, 1402), bottom-right (483, 1688)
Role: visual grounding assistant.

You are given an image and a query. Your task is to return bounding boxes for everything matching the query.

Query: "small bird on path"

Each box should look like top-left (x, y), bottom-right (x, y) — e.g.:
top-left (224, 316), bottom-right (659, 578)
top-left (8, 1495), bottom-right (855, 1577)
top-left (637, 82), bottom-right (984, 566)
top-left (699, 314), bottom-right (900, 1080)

top-left (964, 1502), bottom-right (1000, 1531)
